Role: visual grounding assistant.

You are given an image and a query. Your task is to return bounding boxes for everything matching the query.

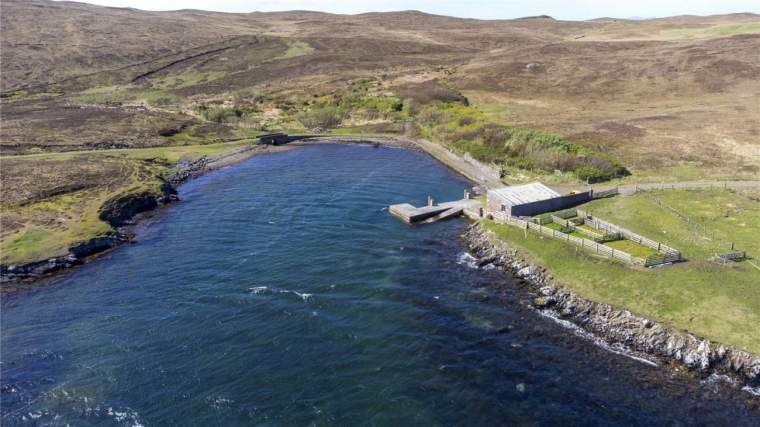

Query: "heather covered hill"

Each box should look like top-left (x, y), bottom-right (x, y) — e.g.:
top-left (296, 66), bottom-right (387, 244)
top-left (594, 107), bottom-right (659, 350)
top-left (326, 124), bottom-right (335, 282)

top-left (2, 0), bottom-right (758, 176)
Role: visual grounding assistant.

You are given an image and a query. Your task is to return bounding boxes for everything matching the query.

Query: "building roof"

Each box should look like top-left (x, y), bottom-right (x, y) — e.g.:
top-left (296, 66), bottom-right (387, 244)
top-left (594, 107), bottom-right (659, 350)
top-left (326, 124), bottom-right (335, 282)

top-left (488, 182), bottom-right (561, 206)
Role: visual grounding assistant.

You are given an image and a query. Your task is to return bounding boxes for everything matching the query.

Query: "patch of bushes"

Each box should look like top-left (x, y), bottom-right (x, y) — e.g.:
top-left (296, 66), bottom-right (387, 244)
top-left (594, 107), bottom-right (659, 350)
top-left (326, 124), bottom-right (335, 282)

top-left (295, 80), bottom-right (407, 129)
top-left (296, 106), bottom-right (344, 130)
top-left (200, 107), bottom-right (241, 123)
top-left (416, 101), bottom-right (628, 182)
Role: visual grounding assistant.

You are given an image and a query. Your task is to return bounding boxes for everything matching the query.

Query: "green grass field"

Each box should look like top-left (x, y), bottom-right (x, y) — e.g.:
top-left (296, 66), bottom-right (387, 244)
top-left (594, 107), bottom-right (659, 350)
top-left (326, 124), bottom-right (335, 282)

top-left (483, 188), bottom-right (760, 354)
top-left (540, 217), bottom-right (657, 258)
top-left (604, 239), bottom-right (659, 258)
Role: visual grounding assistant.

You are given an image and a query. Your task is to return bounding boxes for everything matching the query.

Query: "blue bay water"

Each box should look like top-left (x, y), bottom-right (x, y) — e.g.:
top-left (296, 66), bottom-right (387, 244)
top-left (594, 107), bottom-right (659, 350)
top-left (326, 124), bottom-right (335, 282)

top-left (2, 144), bottom-right (759, 426)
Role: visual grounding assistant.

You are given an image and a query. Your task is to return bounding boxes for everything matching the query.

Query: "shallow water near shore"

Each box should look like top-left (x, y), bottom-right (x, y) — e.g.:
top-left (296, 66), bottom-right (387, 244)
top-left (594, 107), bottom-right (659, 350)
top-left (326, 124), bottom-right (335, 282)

top-left (2, 144), bottom-right (759, 425)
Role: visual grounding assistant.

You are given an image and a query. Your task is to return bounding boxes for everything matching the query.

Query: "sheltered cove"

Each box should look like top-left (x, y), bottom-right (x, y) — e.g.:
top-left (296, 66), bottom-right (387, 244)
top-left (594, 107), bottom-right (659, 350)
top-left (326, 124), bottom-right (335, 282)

top-left (2, 136), bottom-right (760, 390)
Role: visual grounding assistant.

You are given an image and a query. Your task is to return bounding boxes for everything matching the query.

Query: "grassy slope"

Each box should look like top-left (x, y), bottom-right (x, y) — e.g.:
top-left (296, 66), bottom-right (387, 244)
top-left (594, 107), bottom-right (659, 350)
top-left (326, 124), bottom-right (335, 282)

top-left (484, 189), bottom-right (760, 354)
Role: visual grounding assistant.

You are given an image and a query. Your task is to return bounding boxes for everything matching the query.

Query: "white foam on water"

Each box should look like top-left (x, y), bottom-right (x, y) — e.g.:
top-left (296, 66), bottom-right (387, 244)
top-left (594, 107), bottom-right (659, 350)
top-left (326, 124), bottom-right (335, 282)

top-left (17, 388), bottom-right (145, 427)
top-left (249, 286), bottom-right (312, 301)
top-left (456, 252), bottom-right (479, 269)
top-left (206, 396), bottom-right (235, 409)
top-left (742, 385), bottom-right (760, 396)
top-left (537, 309), bottom-right (659, 368)
top-left (703, 373), bottom-right (739, 387)
top-left (284, 290), bottom-right (313, 301)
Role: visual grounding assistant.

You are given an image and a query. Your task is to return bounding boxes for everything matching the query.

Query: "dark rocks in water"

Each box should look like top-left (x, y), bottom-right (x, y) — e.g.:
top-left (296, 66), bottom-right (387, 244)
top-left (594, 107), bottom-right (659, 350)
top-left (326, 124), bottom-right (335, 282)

top-left (98, 178), bottom-right (180, 227)
top-left (3, 186), bottom-right (176, 284)
top-left (2, 146), bottom-right (258, 284)
top-left (462, 224), bottom-right (760, 387)
top-left (167, 156), bottom-right (211, 186)
top-left (533, 296), bottom-right (557, 308)
top-left (1, 234), bottom-right (127, 283)
top-left (99, 191), bottom-right (160, 227)
top-left (69, 234), bottom-right (125, 258)
top-left (477, 256), bottom-right (497, 267)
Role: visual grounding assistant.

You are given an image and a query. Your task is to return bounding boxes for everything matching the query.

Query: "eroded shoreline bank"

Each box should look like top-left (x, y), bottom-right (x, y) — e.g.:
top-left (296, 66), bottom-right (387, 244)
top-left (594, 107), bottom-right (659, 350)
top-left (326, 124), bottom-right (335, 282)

top-left (0, 142), bottom-right (296, 284)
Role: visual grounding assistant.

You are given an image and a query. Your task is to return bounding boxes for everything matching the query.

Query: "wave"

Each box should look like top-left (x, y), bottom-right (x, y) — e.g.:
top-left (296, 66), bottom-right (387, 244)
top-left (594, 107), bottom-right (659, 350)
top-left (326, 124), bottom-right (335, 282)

top-left (537, 309), bottom-right (659, 368)
top-left (12, 388), bottom-right (144, 427)
top-left (456, 252), bottom-right (479, 269)
top-left (248, 286), bottom-right (312, 301)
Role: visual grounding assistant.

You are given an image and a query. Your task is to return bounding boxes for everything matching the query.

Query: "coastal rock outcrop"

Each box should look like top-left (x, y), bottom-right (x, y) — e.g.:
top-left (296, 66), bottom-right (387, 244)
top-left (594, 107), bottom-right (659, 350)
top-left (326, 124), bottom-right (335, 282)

top-left (1, 146), bottom-right (260, 284)
top-left (99, 190), bottom-right (162, 227)
top-left (463, 224), bottom-right (760, 386)
top-left (0, 233), bottom-right (127, 283)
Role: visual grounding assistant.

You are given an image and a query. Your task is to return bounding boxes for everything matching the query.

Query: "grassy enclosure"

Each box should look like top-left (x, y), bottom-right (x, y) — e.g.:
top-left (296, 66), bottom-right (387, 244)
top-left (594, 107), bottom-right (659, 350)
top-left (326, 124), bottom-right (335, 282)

top-left (483, 189), bottom-right (760, 354)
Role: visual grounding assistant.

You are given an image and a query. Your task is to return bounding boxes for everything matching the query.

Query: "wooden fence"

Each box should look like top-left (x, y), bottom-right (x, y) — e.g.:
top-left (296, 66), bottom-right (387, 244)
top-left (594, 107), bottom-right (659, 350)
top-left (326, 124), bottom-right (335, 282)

top-left (505, 216), bottom-right (646, 266)
top-left (621, 180), bottom-right (760, 195)
top-left (493, 209), bottom-right (682, 267)
top-left (592, 187), bottom-right (619, 199)
top-left (553, 209), bottom-right (578, 220)
top-left (576, 209), bottom-right (682, 261)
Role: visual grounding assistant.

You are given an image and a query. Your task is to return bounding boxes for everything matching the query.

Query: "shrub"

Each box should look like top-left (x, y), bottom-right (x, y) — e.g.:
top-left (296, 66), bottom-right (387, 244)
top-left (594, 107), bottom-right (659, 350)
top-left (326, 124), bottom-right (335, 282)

top-left (296, 106), bottom-right (344, 130)
top-left (402, 98), bottom-right (419, 116)
top-left (201, 107), bottom-right (240, 123)
top-left (574, 165), bottom-right (615, 183)
top-left (419, 101), bottom-right (628, 182)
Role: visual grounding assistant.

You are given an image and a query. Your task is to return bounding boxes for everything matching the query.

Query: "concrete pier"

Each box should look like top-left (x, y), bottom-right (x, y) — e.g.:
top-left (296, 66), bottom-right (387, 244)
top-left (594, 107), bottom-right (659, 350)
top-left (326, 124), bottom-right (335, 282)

top-left (389, 198), bottom-right (481, 224)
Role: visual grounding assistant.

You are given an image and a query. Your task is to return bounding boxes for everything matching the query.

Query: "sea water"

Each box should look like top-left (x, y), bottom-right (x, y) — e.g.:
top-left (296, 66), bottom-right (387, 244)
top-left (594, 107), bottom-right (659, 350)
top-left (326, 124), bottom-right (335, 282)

top-left (2, 144), bottom-right (758, 425)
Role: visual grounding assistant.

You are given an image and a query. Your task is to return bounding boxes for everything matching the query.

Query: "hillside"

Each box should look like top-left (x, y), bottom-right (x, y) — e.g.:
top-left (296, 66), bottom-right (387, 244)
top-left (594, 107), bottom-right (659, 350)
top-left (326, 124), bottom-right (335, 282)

top-left (1, 0), bottom-right (759, 268)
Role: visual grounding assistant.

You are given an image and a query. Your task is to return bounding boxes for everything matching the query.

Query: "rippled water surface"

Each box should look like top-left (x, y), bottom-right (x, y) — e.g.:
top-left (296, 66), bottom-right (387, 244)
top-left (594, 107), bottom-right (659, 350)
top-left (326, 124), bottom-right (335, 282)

top-left (2, 144), bottom-right (759, 426)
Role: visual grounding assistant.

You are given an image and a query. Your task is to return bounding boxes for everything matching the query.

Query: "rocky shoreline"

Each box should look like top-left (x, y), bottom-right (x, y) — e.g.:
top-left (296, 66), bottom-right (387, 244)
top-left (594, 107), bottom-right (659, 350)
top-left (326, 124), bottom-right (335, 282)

top-left (0, 143), bottom-right (291, 285)
top-left (2, 137), bottom-right (474, 285)
top-left (463, 223), bottom-right (760, 387)
top-left (1, 139), bottom-right (411, 284)
top-left (4, 137), bottom-right (760, 391)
